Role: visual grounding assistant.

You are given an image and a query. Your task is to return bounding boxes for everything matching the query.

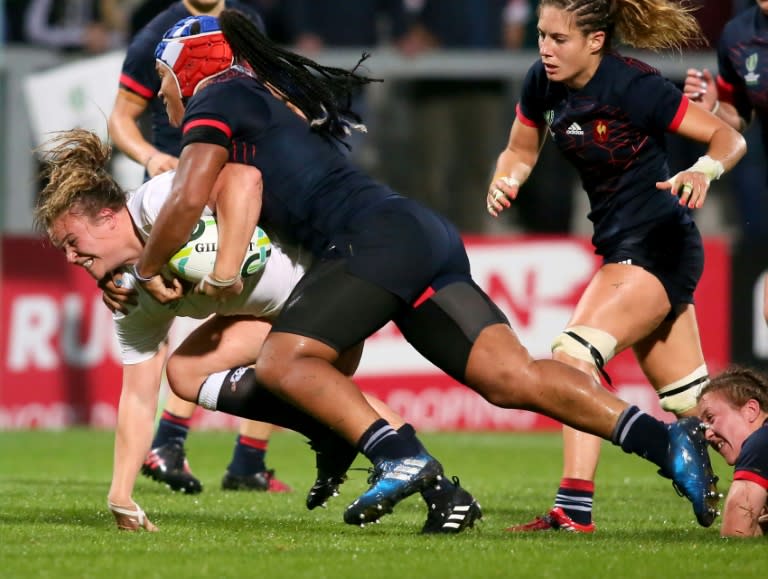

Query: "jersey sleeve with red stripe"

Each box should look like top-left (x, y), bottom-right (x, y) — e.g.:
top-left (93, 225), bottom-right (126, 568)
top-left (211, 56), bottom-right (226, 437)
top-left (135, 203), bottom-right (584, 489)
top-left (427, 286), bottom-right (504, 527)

top-left (617, 58), bottom-right (687, 133)
top-left (180, 75), bottom-right (270, 155)
top-left (714, 6), bottom-right (766, 123)
top-left (516, 61), bottom-right (558, 127)
top-left (516, 58), bottom-right (685, 133)
top-left (734, 424), bottom-right (768, 490)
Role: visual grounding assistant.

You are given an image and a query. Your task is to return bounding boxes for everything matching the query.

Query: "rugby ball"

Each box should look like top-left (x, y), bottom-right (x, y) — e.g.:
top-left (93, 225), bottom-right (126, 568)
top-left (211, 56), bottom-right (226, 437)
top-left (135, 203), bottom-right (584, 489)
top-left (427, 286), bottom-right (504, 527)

top-left (168, 216), bottom-right (272, 283)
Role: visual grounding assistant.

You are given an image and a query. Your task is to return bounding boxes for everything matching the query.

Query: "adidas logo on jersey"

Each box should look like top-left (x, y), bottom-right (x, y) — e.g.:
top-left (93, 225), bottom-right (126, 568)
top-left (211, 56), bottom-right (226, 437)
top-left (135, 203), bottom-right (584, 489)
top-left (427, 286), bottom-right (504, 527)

top-left (566, 122), bottom-right (584, 135)
top-left (618, 259), bottom-right (633, 265)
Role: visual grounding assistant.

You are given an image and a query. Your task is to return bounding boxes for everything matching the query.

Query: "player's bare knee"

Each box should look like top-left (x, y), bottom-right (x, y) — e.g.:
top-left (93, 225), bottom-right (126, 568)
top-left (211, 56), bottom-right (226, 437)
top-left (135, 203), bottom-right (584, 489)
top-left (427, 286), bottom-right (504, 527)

top-left (657, 364), bottom-right (709, 415)
top-left (165, 357), bottom-right (197, 402)
top-left (252, 354), bottom-right (284, 389)
top-left (474, 359), bottom-right (540, 408)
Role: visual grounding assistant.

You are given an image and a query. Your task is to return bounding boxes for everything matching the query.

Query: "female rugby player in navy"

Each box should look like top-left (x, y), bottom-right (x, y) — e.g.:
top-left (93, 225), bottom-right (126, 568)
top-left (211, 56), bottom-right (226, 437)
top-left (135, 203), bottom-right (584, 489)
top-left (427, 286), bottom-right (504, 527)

top-left (133, 11), bottom-right (724, 529)
top-left (488, 0), bottom-right (747, 534)
top-left (684, 0), bottom-right (768, 341)
top-left (698, 366), bottom-right (768, 537)
top-left (684, 1), bottom-right (768, 157)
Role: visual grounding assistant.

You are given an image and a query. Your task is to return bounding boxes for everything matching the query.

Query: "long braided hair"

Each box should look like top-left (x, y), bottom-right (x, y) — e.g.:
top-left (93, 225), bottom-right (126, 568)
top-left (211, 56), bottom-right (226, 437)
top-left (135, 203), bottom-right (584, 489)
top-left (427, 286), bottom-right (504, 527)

top-left (219, 8), bottom-right (380, 142)
top-left (538, 0), bottom-right (703, 52)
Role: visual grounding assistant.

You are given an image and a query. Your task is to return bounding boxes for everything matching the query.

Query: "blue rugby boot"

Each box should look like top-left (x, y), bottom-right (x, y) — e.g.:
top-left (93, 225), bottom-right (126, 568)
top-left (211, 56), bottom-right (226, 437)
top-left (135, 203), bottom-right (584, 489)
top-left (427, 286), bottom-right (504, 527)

top-left (344, 454), bottom-right (444, 525)
top-left (661, 417), bottom-right (721, 527)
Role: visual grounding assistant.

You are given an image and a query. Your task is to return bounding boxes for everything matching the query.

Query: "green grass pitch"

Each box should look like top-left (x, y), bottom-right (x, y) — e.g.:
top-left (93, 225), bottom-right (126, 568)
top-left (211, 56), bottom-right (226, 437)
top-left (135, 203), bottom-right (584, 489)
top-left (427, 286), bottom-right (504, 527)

top-left (1, 429), bottom-right (766, 578)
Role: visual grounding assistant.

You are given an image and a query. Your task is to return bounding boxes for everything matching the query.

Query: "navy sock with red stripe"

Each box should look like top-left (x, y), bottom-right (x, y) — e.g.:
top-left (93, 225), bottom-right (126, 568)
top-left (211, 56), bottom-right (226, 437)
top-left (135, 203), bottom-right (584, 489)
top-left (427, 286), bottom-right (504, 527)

top-left (554, 478), bottom-right (594, 525)
top-left (227, 435), bottom-right (268, 476)
top-left (151, 411), bottom-right (191, 448)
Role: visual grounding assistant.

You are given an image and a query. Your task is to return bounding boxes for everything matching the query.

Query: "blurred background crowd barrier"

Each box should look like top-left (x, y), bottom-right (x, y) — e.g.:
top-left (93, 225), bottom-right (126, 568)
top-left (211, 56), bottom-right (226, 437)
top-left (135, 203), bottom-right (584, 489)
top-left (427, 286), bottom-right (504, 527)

top-left (1, 0), bottom-right (767, 430)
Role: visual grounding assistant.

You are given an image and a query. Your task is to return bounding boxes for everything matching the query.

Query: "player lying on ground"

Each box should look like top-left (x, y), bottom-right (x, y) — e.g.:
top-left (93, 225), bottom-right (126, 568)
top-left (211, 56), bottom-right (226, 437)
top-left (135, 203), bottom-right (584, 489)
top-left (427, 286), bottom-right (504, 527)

top-left (698, 366), bottom-right (768, 538)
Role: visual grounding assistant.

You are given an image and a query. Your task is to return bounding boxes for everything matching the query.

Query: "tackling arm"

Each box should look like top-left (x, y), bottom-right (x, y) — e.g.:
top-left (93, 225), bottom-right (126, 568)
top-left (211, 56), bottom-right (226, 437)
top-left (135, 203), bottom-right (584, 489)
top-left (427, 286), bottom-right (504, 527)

top-left (135, 143), bottom-right (229, 298)
top-left (196, 163), bottom-right (264, 298)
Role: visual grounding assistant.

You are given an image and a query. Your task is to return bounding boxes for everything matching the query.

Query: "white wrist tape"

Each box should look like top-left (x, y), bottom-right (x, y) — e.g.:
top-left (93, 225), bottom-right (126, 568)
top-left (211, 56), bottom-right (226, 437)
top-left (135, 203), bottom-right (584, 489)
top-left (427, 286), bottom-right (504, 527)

top-left (197, 272), bottom-right (241, 293)
top-left (687, 155), bottom-right (724, 183)
top-left (500, 176), bottom-right (520, 188)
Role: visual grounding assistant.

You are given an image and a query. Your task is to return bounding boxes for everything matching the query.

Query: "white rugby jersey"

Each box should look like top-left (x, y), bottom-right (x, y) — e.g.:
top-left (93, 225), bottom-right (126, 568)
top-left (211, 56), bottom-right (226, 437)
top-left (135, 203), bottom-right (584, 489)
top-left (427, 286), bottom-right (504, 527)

top-left (116, 170), bottom-right (311, 365)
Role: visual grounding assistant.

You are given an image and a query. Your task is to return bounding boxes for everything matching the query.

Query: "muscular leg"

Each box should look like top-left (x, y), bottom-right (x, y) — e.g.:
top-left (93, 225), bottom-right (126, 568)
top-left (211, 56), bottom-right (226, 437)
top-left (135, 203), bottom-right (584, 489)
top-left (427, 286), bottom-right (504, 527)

top-left (400, 279), bottom-right (709, 486)
top-left (463, 324), bottom-right (626, 435)
top-left (633, 304), bottom-right (707, 418)
top-left (170, 313), bottom-right (478, 528)
top-left (545, 264), bottom-right (672, 528)
top-left (255, 332), bottom-right (383, 443)
top-left (169, 315), bottom-right (410, 458)
top-left (507, 265), bottom-right (704, 530)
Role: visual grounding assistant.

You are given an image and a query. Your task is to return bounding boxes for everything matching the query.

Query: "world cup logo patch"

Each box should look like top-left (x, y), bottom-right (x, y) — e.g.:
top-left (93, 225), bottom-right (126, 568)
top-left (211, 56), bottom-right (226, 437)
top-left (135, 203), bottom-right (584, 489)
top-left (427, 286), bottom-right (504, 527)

top-left (593, 120), bottom-right (608, 143)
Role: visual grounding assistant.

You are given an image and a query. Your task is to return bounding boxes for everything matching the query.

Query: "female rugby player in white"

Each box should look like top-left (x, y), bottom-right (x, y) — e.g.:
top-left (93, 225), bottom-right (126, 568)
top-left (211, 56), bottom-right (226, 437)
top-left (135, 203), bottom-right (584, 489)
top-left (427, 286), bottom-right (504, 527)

top-left (35, 129), bottom-right (481, 534)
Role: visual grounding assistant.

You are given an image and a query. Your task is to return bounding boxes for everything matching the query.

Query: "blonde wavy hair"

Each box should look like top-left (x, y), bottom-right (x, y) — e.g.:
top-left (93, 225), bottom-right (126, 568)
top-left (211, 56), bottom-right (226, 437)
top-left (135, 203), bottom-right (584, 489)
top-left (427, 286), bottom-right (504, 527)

top-left (538, 0), bottom-right (704, 51)
top-left (34, 129), bottom-right (126, 232)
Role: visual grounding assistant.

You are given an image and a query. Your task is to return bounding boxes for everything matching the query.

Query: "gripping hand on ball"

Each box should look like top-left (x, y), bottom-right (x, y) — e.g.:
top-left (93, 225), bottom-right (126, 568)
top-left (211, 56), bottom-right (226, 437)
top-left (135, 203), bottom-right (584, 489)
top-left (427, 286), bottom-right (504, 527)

top-left (195, 273), bottom-right (243, 300)
top-left (108, 500), bottom-right (158, 532)
top-left (135, 270), bottom-right (184, 304)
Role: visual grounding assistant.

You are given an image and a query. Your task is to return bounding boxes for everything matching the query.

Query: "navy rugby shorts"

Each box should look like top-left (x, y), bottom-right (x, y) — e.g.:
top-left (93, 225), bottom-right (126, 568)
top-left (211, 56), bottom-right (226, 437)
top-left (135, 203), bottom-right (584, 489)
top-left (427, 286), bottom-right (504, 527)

top-left (600, 219), bottom-right (703, 310)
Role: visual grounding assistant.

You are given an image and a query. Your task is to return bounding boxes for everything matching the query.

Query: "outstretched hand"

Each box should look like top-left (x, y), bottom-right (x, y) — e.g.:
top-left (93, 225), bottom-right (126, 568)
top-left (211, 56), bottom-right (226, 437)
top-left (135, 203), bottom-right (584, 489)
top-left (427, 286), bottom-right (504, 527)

top-left (656, 170), bottom-right (711, 209)
top-left (108, 501), bottom-right (158, 532)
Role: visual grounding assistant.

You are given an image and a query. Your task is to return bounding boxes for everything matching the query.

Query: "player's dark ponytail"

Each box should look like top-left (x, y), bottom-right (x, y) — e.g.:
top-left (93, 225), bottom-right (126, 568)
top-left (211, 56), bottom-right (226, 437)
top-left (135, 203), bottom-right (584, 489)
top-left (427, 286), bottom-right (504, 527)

top-left (219, 8), bottom-right (380, 143)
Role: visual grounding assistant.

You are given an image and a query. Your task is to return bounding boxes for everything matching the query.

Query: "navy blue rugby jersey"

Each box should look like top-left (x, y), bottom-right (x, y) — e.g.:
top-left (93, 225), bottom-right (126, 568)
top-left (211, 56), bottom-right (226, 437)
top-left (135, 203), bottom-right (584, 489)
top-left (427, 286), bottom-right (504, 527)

top-left (717, 6), bottom-right (768, 146)
top-left (733, 420), bottom-right (768, 491)
top-left (118, 1), bottom-right (264, 158)
top-left (517, 53), bottom-right (693, 251)
top-left (180, 68), bottom-right (400, 254)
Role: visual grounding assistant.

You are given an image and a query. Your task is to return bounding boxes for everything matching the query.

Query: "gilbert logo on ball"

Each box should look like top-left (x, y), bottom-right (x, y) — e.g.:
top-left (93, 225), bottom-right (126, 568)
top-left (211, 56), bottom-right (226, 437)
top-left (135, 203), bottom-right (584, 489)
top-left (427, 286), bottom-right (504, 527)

top-left (168, 217), bottom-right (272, 282)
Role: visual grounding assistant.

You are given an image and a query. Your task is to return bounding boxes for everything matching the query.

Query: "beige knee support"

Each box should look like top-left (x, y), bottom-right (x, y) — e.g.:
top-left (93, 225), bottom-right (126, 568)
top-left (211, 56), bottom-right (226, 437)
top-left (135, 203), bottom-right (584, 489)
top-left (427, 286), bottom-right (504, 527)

top-left (551, 325), bottom-right (618, 384)
top-left (657, 364), bottom-right (709, 414)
